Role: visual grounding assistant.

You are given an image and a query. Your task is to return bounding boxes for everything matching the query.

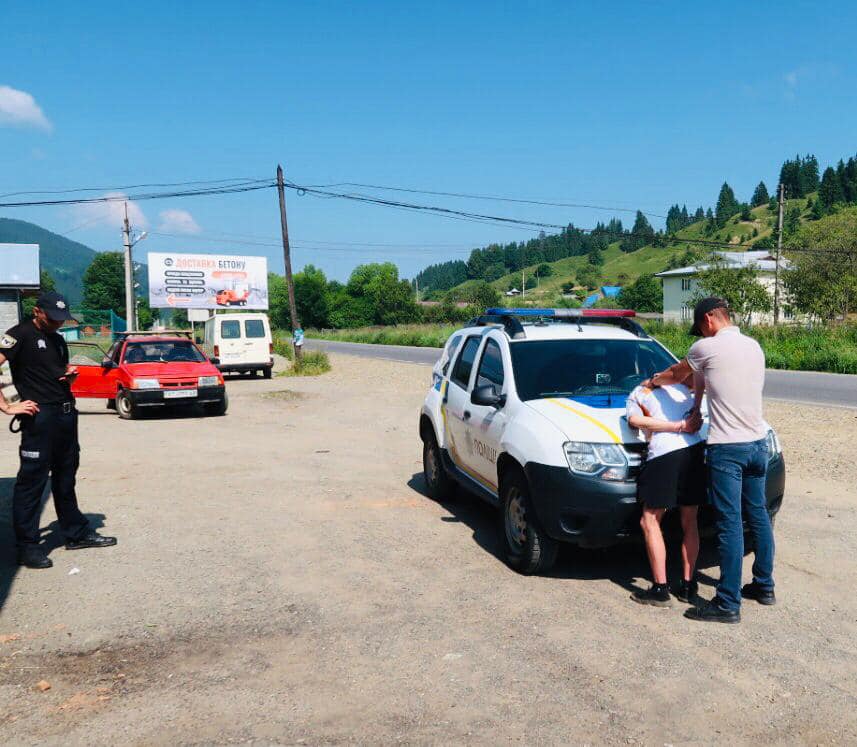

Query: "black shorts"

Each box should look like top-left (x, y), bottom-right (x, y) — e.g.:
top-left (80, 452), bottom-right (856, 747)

top-left (637, 443), bottom-right (707, 509)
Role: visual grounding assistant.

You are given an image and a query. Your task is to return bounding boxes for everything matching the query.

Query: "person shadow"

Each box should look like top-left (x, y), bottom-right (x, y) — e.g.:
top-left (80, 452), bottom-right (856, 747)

top-left (406, 472), bottom-right (718, 596)
top-left (0, 476), bottom-right (107, 613)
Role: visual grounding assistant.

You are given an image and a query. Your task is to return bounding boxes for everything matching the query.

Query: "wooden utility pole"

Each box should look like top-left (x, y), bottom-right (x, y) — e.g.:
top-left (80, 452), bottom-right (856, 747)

top-left (276, 165), bottom-right (302, 360)
top-left (774, 183), bottom-right (784, 325)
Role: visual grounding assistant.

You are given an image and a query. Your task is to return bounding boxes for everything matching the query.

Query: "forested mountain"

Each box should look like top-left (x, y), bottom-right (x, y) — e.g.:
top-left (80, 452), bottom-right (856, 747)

top-left (0, 218), bottom-right (97, 303)
top-left (415, 150), bottom-right (857, 297)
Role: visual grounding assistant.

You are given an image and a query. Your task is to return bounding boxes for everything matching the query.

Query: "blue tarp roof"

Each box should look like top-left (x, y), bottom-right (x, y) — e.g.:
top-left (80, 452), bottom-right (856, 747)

top-left (582, 293), bottom-right (600, 308)
top-left (601, 285), bottom-right (622, 297)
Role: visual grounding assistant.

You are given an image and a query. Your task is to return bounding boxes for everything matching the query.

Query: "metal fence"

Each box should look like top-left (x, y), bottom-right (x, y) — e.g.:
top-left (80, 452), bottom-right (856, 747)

top-left (59, 309), bottom-right (126, 343)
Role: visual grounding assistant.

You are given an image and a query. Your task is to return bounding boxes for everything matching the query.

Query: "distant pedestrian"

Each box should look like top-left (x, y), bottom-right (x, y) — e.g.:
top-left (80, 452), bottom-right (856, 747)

top-left (0, 292), bottom-right (116, 569)
top-left (626, 373), bottom-right (704, 607)
top-left (647, 298), bottom-right (774, 624)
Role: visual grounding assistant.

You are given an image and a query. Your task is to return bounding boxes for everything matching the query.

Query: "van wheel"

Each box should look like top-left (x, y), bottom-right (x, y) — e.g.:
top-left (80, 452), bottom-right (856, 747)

top-left (500, 470), bottom-right (558, 575)
top-left (422, 430), bottom-right (453, 500)
top-left (116, 390), bottom-right (137, 420)
top-left (263, 367), bottom-right (272, 379)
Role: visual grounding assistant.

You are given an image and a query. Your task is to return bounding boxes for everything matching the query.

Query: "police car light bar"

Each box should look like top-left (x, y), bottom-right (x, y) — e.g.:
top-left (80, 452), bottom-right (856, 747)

top-left (485, 308), bottom-right (637, 318)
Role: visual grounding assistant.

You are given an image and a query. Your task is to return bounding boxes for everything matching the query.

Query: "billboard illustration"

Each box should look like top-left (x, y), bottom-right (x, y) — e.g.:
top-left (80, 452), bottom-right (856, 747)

top-left (147, 252), bottom-right (269, 310)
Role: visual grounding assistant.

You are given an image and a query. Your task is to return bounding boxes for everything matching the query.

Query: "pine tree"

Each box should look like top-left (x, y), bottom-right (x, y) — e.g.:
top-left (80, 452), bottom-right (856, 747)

top-left (799, 154), bottom-right (820, 195)
top-left (751, 181), bottom-right (769, 207)
top-left (715, 182), bottom-right (740, 227)
top-left (818, 166), bottom-right (845, 213)
top-left (694, 206), bottom-right (705, 220)
top-left (779, 156), bottom-right (803, 198)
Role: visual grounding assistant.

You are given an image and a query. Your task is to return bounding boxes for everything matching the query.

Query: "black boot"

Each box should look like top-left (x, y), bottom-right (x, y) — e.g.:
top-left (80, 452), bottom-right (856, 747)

top-left (17, 547), bottom-right (53, 569)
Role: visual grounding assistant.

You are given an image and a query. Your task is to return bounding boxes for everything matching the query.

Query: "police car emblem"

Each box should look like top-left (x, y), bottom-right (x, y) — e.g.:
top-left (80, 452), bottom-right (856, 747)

top-left (0, 334), bottom-right (16, 349)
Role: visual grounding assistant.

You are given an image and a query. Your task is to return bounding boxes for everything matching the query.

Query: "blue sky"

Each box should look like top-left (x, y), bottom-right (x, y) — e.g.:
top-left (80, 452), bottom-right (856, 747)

top-left (2, 1), bottom-right (856, 281)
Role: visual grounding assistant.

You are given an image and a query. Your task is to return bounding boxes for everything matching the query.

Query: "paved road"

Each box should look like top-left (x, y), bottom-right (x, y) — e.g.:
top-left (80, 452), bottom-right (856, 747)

top-left (306, 338), bottom-right (857, 408)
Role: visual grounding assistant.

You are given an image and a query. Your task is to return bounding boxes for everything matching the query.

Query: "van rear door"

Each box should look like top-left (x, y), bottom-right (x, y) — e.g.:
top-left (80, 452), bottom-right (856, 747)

top-left (243, 318), bottom-right (270, 363)
top-left (218, 318), bottom-right (244, 364)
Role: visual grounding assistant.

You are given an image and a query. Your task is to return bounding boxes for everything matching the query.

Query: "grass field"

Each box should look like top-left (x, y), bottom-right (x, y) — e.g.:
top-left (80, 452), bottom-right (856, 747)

top-left (308, 321), bottom-right (857, 374)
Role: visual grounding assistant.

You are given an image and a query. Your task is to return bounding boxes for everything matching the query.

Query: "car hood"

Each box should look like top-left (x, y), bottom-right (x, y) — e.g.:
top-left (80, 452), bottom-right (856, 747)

top-left (123, 362), bottom-right (219, 377)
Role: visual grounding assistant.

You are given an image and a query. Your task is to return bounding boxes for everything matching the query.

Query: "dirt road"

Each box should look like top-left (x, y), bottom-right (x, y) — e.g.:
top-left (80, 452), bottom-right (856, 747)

top-left (1, 355), bottom-right (855, 745)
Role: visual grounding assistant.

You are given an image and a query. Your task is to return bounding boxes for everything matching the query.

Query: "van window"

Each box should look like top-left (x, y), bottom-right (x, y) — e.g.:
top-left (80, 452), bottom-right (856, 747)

top-left (221, 320), bottom-right (241, 339)
top-left (245, 319), bottom-right (266, 338)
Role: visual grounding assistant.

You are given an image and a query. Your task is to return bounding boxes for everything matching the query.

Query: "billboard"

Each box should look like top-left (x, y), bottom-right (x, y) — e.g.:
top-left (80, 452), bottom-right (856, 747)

top-left (147, 252), bottom-right (269, 310)
top-left (0, 244), bottom-right (40, 288)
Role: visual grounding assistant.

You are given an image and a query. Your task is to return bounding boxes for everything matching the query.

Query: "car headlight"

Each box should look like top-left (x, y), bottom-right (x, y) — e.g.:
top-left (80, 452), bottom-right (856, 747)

top-left (198, 375), bottom-right (220, 387)
top-left (765, 429), bottom-right (782, 460)
top-left (132, 378), bottom-right (160, 390)
top-left (564, 441), bottom-right (640, 481)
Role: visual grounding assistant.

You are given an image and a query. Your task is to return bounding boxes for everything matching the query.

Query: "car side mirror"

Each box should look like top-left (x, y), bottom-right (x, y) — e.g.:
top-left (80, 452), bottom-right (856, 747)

top-left (210, 357), bottom-right (221, 366)
top-left (101, 358), bottom-right (116, 369)
top-left (195, 336), bottom-right (203, 344)
top-left (471, 384), bottom-right (505, 408)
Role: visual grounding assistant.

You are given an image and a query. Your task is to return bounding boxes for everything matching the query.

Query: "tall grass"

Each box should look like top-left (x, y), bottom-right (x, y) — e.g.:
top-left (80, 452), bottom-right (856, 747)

top-left (302, 322), bottom-right (857, 374)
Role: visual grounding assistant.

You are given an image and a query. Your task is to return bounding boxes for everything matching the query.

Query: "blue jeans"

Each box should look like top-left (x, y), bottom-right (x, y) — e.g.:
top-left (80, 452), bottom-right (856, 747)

top-left (707, 439), bottom-right (774, 611)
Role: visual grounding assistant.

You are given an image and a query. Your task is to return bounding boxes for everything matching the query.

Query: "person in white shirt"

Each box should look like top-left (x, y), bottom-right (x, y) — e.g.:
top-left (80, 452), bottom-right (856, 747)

top-left (626, 373), bottom-right (705, 607)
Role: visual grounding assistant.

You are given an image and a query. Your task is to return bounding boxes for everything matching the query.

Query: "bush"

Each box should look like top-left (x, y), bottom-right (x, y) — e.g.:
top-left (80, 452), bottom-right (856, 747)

top-left (278, 351), bottom-right (331, 377)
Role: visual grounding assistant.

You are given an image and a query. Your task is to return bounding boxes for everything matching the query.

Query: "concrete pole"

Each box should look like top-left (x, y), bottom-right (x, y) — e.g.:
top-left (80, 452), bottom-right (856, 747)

top-left (122, 202), bottom-right (135, 331)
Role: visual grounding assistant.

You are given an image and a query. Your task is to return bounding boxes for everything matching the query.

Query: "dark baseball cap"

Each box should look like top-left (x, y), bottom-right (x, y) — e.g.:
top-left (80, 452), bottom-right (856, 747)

top-left (35, 291), bottom-right (74, 322)
top-left (689, 297), bottom-right (729, 336)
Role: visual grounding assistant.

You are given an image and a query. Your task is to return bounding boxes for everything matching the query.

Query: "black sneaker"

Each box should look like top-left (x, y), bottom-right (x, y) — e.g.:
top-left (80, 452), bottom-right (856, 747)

top-left (741, 582), bottom-right (776, 606)
top-left (684, 598), bottom-right (740, 624)
top-left (631, 584), bottom-right (673, 607)
top-left (675, 578), bottom-right (699, 604)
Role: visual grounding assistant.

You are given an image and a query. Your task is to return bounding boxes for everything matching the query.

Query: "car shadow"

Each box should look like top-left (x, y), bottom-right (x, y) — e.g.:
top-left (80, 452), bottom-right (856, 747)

top-left (406, 473), bottom-right (718, 597)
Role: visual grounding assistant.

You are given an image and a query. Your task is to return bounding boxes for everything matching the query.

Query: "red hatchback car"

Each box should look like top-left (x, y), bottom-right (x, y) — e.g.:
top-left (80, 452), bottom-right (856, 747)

top-left (71, 332), bottom-right (227, 419)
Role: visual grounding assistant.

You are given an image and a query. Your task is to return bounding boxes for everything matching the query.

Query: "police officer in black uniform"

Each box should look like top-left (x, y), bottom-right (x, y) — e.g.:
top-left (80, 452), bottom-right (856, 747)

top-left (0, 292), bottom-right (116, 569)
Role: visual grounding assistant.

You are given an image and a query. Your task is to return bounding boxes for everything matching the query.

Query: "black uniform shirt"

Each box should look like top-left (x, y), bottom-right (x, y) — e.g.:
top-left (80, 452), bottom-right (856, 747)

top-left (1, 319), bottom-right (72, 404)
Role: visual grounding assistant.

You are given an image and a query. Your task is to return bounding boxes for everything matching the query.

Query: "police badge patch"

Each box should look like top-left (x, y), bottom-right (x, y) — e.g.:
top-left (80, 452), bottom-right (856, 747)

top-left (0, 334), bottom-right (16, 349)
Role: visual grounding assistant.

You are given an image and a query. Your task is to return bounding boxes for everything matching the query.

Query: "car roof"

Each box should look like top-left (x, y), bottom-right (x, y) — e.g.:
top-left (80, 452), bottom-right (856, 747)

top-left (455, 322), bottom-right (645, 342)
top-left (124, 335), bottom-right (195, 343)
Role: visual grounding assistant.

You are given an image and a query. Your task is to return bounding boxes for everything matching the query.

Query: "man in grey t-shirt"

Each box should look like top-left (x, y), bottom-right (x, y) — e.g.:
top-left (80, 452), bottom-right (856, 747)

top-left (646, 297), bottom-right (775, 624)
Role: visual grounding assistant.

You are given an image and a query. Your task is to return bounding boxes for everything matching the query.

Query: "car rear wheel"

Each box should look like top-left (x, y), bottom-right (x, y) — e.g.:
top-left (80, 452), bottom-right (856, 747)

top-left (116, 389), bottom-right (137, 420)
top-left (501, 470), bottom-right (558, 575)
top-left (422, 429), bottom-right (452, 500)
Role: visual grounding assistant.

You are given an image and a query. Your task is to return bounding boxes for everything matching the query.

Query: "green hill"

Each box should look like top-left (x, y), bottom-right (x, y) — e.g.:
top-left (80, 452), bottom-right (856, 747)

top-left (446, 195), bottom-right (815, 305)
top-left (0, 218), bottom-right (98, 304)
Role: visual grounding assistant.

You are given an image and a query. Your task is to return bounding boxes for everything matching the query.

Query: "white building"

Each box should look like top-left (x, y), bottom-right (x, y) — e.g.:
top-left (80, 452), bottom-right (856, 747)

top-left (656, 250), bottom-right (791, 326)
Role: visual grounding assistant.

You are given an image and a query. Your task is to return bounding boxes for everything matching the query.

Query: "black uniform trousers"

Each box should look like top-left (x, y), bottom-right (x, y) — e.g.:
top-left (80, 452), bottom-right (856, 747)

top-left (13, 402), bottom-right (89, 548)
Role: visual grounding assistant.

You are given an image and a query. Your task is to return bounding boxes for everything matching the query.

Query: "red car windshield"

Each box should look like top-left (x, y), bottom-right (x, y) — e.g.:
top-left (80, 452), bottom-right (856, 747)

top-left (123, 341), bottom-right (206, 364)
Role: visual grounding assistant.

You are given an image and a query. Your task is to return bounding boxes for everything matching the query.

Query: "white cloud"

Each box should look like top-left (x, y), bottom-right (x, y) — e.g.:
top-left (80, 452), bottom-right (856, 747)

top-left (158, 208), bottom-right (201, 235)
top-left (74, 192), bottom-right (148, 230)
top-left (0, 85), bottom-right (52, 131)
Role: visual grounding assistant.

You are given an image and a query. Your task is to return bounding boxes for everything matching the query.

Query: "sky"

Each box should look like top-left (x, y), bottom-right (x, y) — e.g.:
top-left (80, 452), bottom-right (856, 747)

top-left (2, 1), bottom-right (857, 282)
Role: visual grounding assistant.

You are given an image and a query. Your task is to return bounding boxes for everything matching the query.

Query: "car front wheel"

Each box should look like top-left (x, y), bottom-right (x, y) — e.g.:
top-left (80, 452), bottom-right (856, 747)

top-left (501, 470), bottom-right (558, 575)
top-left (116, 389), bottom-right (137, 420)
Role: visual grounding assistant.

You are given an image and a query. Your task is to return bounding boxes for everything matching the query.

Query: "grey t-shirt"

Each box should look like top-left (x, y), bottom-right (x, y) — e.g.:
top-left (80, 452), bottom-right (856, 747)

top-left (686, 326), bottom-right (766, 445)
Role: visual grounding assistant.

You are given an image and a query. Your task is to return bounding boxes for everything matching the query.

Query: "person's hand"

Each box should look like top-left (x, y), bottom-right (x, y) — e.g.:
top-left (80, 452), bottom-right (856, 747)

top-left (640, 377), bottom-right (654, 389)
top-left (685, 409), bottom-right (703, 433)
top-left (60, 365), bottom-right (79, 382)
top-left (1, 399), bottom-right (39, 416)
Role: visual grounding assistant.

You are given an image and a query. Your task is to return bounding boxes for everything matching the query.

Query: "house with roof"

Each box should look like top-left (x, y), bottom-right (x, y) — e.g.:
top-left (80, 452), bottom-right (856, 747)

top-left (655, 250), bottom-right (790, 325)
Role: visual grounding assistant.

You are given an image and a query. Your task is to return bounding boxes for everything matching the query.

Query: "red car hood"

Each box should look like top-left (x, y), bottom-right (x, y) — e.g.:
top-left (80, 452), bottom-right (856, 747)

top-left (123, 361), bottom-right (220, 377)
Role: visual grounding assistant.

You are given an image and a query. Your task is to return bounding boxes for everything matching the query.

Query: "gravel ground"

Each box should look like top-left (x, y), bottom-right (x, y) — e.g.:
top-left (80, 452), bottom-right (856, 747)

top-left (0, 354), bottom-right (855, 745)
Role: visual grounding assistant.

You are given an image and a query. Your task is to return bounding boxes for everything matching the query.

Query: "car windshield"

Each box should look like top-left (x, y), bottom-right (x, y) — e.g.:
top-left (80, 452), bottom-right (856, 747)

top-left (123, 340), bottom-right (206, 364)
top-left (510, 339), bottom-right (676, 405)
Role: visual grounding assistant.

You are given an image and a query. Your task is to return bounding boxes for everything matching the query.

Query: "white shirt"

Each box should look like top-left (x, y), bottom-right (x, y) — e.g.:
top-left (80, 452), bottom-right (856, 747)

top-left (626, 383), bottom-right (703, 460)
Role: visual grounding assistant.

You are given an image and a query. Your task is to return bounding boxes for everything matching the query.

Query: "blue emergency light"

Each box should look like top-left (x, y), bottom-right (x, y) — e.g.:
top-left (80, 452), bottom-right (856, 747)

top-left (485, 308), bottom-right (636, 318)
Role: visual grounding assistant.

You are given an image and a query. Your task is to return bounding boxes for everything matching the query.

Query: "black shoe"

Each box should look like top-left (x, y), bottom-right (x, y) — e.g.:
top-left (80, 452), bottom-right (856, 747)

top-left (631, 584), bottom-right (673, 607)
top-left (742, 581), bottom-right (776, 606)
top-left (66, 532), bottom-right (117, 550)
top-left (684, 598), bottom-right (740, 624)
top-left (17, 548), bottom-right (53, 569)
top-left (674, 578), bottom-right (699, 604)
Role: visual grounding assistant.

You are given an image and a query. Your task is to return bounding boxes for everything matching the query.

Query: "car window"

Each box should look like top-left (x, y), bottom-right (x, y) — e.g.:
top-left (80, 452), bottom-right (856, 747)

top-left (221, 320), bottom-right (241, 339)
top-left (475, 339), bottom-right (504, 390)
top-left (442, 334), bottom-right (462, 376)
top-left (108, 341), bottom-right (122, 363)
top-left (123, 341), bottom-right (206, 363)
top-left (450, 336), bottom-right (481, 389)
top-left (244, 319), bottom-right (266, 338)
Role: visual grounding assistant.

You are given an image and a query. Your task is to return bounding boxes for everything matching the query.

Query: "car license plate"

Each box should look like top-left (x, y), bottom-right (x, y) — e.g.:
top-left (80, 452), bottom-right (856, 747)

top-left (164, 389), bottom-right (197, 399)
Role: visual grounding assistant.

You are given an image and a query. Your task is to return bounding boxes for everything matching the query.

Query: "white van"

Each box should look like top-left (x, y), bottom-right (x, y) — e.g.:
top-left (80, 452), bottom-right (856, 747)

top-left (203, 312), bottom-right (274, 378)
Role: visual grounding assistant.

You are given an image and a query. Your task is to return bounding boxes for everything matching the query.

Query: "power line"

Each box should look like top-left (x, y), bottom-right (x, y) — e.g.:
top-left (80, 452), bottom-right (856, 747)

top-left (0, 177), bottom-right (269, 200)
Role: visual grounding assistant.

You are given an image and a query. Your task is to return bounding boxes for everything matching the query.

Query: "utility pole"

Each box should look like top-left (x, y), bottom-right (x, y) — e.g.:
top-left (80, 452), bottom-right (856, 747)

top-left (276, 165), bottom-right (302, 360)
top-left (122, 202), bottom-right (136, 331)
top-left (774, 183), bottom-right (784, 326)
top-left (521, 269), bottom-right (525, 299)
top-left (414, 276), bottom-right (419, 302)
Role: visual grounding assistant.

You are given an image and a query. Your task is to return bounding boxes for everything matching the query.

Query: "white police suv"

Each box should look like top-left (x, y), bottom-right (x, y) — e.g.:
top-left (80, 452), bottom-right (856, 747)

top-left (419, 308), bottom-right (785, 574)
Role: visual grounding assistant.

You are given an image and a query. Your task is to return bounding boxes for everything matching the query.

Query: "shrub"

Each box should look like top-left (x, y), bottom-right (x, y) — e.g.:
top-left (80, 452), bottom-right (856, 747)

top-left (279, 351), bottom-right (331, 377)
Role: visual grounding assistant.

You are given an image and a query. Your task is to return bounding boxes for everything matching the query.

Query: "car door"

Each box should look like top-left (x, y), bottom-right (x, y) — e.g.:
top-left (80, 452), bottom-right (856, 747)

top-left (444, 334), bottom-right (482, 478)
top-left (464, 337), bottom-right (508, 489)
top-left (70, 341), bottom-right (122, 399)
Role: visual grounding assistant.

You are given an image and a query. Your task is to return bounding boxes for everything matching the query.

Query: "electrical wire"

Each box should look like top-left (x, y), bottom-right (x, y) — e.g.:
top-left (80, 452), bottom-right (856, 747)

top-left (0, 177), bottom-right (269, 200)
